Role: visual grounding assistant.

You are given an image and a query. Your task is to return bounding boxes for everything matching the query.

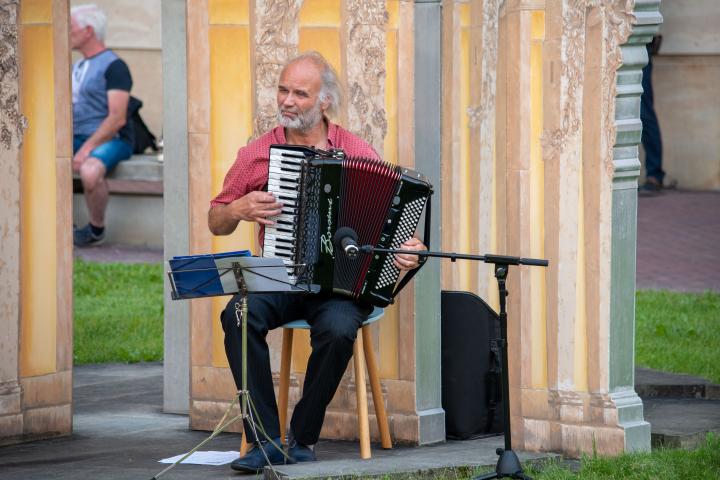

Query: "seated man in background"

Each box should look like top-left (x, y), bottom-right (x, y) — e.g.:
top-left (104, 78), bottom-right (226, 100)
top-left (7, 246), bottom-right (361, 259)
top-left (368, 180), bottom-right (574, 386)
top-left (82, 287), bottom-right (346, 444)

top-left (71, 4), bottom-right (134, 246)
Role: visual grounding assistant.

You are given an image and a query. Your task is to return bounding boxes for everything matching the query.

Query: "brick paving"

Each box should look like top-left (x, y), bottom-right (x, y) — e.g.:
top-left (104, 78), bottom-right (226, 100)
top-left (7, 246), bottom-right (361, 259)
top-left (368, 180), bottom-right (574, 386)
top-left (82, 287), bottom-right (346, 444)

top-left (636, 189), bottom-right (720, 292)
top-left (73, 188), bottom-right (720, 292)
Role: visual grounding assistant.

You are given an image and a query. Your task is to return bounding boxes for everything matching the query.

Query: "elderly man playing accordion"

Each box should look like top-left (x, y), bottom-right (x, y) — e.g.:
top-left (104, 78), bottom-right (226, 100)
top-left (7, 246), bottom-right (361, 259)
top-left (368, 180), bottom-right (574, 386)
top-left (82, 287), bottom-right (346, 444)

top-left (208, 51), bottom-right (425, 473)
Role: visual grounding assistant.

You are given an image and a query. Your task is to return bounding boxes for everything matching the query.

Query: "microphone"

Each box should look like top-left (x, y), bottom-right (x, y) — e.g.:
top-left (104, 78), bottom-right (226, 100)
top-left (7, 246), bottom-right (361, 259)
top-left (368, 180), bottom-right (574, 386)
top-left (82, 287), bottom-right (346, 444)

top-left (333, 227), bottom-right (360, 259)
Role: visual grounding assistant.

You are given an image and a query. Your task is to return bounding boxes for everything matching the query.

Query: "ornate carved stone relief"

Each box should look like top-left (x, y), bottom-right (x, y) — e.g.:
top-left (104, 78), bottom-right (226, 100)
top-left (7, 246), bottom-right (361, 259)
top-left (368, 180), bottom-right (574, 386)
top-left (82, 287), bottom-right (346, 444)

top-left (598, 0), bottom-right (635, 177)
top-left (253, 0), bottom-right (303, 138)
top-left (541, 0), bottom-right (634, 165)
top-left (345, 0), bottom-right (387, 152)
top-left (0, 0), bottom-right (26, 150)
top-left (541, 0), bottom-right (592, 160)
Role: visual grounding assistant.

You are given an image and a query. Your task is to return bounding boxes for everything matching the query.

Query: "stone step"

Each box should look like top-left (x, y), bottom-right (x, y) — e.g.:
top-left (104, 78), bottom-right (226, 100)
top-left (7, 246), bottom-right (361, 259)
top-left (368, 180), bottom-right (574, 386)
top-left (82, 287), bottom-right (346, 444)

top-left (643, 397), bottom-right (720, 450)
top-left (263, 439), bottom-right (556, 480)
top-left (635, 367), bottom-right (720, 399)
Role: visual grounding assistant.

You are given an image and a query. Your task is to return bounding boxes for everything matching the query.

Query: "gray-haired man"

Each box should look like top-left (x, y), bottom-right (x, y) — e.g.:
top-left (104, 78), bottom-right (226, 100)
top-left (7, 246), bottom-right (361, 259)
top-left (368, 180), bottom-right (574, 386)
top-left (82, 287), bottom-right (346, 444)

top-left (71, 4), bottom-right (134, 246)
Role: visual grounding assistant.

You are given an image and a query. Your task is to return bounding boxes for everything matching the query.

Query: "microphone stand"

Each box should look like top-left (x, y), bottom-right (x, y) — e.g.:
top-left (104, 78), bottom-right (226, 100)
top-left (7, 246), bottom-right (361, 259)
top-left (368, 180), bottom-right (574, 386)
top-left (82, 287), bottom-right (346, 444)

top-left (358, 245), bottom-right (547, 480)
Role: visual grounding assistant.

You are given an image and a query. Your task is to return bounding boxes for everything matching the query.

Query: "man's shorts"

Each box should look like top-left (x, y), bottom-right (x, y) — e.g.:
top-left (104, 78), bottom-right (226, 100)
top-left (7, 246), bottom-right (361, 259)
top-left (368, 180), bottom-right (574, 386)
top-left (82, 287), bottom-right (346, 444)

top-left (73, 134), bottom-right (133, 171)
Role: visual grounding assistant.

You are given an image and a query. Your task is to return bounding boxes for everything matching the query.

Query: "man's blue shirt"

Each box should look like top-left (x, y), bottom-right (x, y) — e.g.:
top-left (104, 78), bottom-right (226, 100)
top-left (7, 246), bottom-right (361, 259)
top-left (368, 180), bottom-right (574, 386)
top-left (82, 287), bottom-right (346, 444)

top-left (72, 49), bottom-right (133, 146)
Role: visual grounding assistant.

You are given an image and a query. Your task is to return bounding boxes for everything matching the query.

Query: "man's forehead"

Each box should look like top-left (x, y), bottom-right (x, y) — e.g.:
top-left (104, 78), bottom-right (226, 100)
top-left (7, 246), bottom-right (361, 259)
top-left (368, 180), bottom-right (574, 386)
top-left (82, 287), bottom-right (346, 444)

top-left (279, 60), bottom-right (322, 87)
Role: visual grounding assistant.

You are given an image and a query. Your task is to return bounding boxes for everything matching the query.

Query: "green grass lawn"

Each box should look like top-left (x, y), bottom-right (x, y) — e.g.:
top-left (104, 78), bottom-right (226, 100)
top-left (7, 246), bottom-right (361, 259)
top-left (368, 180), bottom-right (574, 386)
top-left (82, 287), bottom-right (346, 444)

top-left (635, 290), bottom-right (720, 384)
top-left (522, 433), bottom-right (720, 479)
top-left (73, 259), bottom-right (164, 364)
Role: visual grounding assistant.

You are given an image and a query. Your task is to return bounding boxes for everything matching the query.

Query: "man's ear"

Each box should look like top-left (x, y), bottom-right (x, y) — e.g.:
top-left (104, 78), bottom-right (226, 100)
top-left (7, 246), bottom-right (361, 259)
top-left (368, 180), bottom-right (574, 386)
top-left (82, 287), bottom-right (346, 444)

top-left (319, 95), bottom-right (330, 114)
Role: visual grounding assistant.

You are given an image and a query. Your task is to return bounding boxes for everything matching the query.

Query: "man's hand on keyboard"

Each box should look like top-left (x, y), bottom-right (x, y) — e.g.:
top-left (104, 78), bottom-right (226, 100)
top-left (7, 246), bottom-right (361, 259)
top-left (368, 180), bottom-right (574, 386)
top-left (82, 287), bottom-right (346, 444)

top-left (235, 191), bottom-right (283, 225)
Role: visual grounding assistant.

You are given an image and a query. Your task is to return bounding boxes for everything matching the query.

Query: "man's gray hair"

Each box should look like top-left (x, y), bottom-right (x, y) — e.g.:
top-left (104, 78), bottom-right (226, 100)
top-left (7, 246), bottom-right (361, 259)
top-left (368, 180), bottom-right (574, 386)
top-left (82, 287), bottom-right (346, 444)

top-left (286, 51), bottom-right (342, 119)
top-left (71, 4), bottom-right (107, 42)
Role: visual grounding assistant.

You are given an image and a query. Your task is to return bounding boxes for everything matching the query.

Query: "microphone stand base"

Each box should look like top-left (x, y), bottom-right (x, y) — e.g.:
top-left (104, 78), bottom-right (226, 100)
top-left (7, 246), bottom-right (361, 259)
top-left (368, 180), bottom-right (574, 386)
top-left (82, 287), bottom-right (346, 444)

top-left (473, 448), bottom-right (533, 480)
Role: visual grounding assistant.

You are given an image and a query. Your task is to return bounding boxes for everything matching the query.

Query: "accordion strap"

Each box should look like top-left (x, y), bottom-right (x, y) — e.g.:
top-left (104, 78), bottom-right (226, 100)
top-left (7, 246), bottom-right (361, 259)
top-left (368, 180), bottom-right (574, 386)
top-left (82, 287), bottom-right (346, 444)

top-left (391, 196), bottom-right (432, 299)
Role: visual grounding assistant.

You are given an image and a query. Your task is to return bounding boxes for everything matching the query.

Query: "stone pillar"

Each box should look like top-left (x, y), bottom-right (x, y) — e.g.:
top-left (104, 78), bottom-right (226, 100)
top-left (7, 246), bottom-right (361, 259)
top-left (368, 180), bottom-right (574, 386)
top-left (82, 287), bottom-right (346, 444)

top-left (606, 0), bottom-right (662, 452)
top-left (1, 0), bottom-right (73, 445)
top-left (542, 1), bottom-right (588, 453)
top-left (0, 0), bottom-right (24, 443)
top-left (414, 0), bottom-right (445, 445)
top-left (524, 0), bottom-right (659, 456)
top-left (162, 0), bottom-right (190, 414)
top-left (500, 0), bottom-right (547, 447)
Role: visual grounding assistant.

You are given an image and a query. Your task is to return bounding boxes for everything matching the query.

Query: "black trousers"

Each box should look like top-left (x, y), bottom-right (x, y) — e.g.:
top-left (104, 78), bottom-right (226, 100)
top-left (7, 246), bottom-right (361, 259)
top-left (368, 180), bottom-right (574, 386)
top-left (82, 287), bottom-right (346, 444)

top-left (220, 292), bottom-right (371, 446)
top-left (641, 49), bottom-right (664, 183)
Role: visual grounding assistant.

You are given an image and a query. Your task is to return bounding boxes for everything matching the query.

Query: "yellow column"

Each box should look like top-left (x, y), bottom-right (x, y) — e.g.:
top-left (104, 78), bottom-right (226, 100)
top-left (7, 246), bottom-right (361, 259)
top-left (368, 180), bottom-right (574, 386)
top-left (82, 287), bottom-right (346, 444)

top-left (19, 0), bottom-right (58, 377)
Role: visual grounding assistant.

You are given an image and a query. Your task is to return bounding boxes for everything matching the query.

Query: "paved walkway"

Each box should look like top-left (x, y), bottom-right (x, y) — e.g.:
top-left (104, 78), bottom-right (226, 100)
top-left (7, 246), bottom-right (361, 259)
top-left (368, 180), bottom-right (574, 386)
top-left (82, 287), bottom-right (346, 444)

top-left (636, 189), bottom-right (720, 292)
top-left (74, 242), bottom-right (163, 263)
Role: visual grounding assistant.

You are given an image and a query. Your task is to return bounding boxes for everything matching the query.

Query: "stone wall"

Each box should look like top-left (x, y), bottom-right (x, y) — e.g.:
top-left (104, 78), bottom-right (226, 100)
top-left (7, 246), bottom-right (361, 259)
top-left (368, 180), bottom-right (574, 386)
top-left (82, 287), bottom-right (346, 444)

top-left (650, 1), bottom-right (720, 190)
top-left (0, 0), bottom-right (25, 445)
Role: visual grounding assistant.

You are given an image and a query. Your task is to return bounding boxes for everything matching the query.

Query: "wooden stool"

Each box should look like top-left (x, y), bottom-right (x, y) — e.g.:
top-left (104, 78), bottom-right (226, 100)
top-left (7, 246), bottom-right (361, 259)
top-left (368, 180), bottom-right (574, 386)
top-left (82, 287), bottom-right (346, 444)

top-left (240, 307), bottom-right (392, 459)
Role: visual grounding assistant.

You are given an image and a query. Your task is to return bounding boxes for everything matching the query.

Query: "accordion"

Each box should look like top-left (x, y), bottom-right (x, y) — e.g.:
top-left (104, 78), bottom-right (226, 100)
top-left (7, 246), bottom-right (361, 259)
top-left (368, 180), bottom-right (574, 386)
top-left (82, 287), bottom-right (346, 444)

top-left (263, 144), bottom-right (433, 307)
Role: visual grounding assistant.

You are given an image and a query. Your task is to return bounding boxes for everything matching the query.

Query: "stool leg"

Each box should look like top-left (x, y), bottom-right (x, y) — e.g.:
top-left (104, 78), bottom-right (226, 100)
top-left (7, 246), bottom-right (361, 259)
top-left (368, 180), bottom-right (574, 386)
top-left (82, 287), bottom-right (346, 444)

top-left (240, 427), bottom-right (249, 456)
top-left (353, 335), bottom-right (371, 459)
top-left (362, 326), bottom-right (392, 449)
top-left (278, 328), bottom-right (294, 444)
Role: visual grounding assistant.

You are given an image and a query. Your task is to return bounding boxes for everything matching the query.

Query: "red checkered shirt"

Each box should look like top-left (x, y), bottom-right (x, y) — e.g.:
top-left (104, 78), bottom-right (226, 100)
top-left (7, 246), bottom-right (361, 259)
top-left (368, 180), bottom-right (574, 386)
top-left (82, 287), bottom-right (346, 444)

top-left (211, 122), bottom-right (380, 245)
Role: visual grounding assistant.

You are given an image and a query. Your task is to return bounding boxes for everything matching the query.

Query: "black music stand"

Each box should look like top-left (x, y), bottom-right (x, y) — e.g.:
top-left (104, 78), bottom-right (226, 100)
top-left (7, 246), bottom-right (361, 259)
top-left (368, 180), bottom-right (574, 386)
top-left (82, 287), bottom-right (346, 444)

top-left (358, 245), bottom-right (547, 480)
top-left (154, 256), bottom-right (299, 479)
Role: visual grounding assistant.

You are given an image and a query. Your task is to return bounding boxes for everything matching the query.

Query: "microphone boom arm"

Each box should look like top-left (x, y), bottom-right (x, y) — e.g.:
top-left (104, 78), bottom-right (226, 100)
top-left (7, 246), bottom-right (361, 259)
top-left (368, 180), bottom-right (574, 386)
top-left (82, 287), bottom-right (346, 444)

top-left (359, 245), bottom-right (548, 267)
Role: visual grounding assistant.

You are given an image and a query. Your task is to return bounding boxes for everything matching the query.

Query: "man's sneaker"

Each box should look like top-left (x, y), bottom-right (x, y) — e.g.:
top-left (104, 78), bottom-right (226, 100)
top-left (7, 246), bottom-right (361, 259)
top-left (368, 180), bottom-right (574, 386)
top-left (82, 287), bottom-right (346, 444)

top-left (231, 437), bottom-right (287, 473)
top-left (287, 429), bottom-right (317, 463)
top-left (73, 224), bottom-right (105, 247)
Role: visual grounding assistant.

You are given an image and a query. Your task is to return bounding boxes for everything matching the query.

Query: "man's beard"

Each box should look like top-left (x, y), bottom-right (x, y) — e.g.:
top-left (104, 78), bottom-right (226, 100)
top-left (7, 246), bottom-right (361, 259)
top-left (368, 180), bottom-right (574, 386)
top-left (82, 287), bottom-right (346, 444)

top-left (277, 100), bottom-right (323, 132)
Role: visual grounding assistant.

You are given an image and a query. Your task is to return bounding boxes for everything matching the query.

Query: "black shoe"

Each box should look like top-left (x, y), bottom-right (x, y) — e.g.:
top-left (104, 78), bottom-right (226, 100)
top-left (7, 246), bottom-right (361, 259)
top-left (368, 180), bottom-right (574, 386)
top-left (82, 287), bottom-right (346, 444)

top-left (73, 223), bottom-right (106, 247)
top-left (639, 177), bottom-right (663, 196)
top-left (287, 429), bottom-right (317, 463)
top-left (231, 438), bottom-right (286, 473)
top-left (288, 442), bottom-right (317, 463)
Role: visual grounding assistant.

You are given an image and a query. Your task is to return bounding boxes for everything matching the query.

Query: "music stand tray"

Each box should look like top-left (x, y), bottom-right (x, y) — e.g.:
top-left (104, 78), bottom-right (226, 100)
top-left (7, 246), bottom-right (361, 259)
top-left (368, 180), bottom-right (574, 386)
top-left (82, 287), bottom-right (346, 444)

top-left (226, 256), bottom-right (300, 294)
top-left (168, 251), bottom-right (307, 300)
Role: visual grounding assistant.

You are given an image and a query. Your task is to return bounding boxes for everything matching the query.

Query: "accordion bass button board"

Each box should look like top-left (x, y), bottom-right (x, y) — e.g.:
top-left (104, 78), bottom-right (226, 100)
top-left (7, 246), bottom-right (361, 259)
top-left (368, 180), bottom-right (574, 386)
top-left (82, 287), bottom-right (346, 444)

top-left (263, 144), bottom-right (433, 307)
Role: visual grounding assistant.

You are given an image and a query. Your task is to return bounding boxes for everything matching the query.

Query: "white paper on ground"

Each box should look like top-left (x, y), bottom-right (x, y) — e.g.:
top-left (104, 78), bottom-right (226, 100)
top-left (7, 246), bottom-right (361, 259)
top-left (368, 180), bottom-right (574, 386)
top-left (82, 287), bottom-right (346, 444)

top-left (158, 450), bottom-right (240, 465)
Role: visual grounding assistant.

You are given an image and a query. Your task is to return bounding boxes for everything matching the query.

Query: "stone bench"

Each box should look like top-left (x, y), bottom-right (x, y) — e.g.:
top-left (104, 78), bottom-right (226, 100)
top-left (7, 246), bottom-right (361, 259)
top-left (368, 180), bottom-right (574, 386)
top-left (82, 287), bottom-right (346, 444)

top-left (73, 153), bottom-right (164, 195)
top-left (73, 153), bottom-right (164, 248)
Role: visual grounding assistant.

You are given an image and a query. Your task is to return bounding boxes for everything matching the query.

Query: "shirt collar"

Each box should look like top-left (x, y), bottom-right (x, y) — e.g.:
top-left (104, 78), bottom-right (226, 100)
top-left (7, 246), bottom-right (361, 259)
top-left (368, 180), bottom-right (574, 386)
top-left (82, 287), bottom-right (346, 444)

top-left (326, 121), bottom-right (338, 148)
top-left (272, 125), bottom-right (287, 144)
